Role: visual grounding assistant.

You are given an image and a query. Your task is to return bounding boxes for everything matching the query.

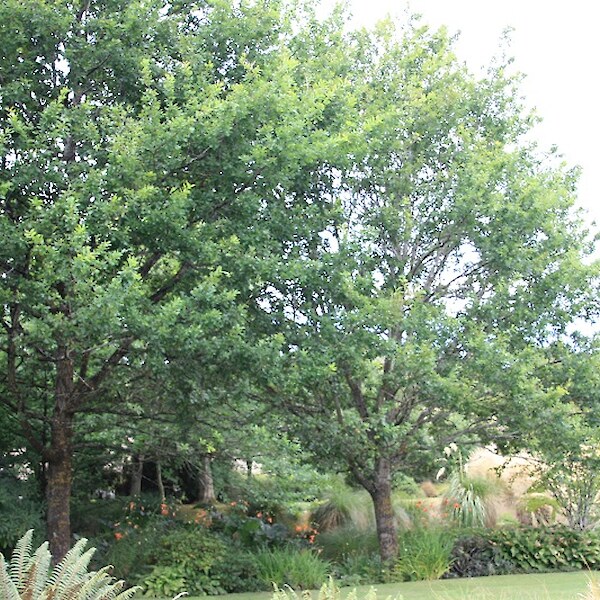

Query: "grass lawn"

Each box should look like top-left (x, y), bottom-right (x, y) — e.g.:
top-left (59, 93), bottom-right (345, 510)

top-left (186, 572), bottom-right (600, 600)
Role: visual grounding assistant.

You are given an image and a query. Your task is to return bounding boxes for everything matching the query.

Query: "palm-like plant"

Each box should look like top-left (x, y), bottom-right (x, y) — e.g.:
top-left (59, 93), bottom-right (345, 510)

top-left (0, 530), bottom-right (138, 600)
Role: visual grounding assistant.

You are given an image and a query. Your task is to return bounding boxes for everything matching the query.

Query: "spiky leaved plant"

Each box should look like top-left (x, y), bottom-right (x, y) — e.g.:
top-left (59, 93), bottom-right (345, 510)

top-left (0, 530), bottom-right (139, 600)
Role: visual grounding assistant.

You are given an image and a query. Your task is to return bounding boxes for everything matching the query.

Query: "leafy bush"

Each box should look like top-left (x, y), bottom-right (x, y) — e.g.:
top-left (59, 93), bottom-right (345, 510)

top-left (447, 526), bottom-right (600, 577)
top-left (140, 526), bottom-right (230, 596)
top-left (0, 476), bottom-right (45, 554)
top-left (393, 528), bottom-right (455, 581)
top-left (0, 530), bottom-right (137, 600)
top-left (254, 548), bottom-right (330, 589)
top-left (392, 473), bottom-right (423, 498)
top-left (490, 526), bottom-right (600, 572)
top-left (447, 533), bottom-right (514, 578)
top-left (331, 553), bottom-right (386, 587)
top-left (102, 516), bottom-right (175, 580)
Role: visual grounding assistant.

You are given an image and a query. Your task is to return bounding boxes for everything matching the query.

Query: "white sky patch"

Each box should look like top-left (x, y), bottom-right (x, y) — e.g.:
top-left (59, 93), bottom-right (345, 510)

top-left (320, 0), bottom-right (600, 234)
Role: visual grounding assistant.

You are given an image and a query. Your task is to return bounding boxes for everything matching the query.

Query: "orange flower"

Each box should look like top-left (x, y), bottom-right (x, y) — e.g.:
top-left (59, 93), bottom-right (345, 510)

top-left (453, 503), bottom-right (460, 509)
top-left (114, 532), bottom-right (124, 541)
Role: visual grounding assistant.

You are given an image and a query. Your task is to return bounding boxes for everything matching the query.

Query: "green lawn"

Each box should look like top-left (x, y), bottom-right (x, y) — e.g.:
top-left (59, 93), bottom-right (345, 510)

top-left (187, 572), bottom-right (599, 600)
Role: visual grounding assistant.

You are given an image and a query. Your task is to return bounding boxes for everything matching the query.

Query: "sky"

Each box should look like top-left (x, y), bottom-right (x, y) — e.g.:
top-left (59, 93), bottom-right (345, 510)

top-left (320, 0), bottom-right (600, 235)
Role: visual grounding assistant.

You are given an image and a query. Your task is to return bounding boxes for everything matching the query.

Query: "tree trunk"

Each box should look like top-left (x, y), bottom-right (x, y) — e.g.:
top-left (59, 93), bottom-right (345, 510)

top-left (370, 457), bottom-right (398, 564)
top-left (130, 454), bottom-right (144, 496)
top-left (156, 461), bottom-right (165, 501)
top-left (198, 455), bottom-right (216, 504)
top-left (46, 356), bottom-right (75, 564)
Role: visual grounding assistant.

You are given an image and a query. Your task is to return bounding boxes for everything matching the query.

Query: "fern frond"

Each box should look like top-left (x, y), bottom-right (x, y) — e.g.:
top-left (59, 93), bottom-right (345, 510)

top-left (23, 541), bottom-right (52, 600)
top-left (7, 532), bottom-right (139, 600)
top-left (76, 568), bottom-right (116, 600)
top-left (10, 528), bottom-right (34, 588)
top-left (1, 554), bottom-right (21, 600)
top-left (48, 538), bottom-right (89, 589)
top-left (112, 584), bottom-right (140, 600)
top-left (54, 548), bottom-right (96, 598)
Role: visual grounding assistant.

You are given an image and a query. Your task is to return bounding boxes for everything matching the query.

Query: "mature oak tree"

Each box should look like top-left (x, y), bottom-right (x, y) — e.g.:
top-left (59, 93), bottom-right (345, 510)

top-left (0, 0), bottom-right (350, 560)
top-left (259, 21), bottom-right (598, 562)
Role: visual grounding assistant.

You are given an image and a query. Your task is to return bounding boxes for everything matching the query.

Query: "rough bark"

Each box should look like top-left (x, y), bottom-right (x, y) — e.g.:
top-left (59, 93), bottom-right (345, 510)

top-left (198, 455), bottom-right (216, 504)
top-left (156, 461), bottom-right (165, 501)
top-left (46, 356), bottom-right (75, 563)
top-left (130, 454), bottom-right (145, 497)
top-left (369, 457), bottom-right (398, 563)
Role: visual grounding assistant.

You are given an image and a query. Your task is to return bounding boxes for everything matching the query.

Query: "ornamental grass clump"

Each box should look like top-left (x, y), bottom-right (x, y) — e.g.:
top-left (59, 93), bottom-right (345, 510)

top-left (0, 530), bottom-right (138, 600)
top-left (254, 548), bottom-right (330, 590)
top-left (393, 528), bottom-right (454, 581)
top-left (443, 472), bottom-right (502, 528)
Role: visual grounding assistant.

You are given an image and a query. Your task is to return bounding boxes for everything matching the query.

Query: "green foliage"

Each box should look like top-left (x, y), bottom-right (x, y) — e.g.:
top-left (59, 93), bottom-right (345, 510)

top-left (518, 494), bottom-right (561, 525)
top-left (392, 473), bottom-right (423, 499)
top-left (490, 526), bottom-right (600, 572)
top-left (140, 526), bottom-right (229, 596)
top-left (0, 475), bottom-right (45, 553)
top-left (0, 530), bottom-right (137, 600)
top-left (210, 501), bottom-right (295, 549)
top-left (448, 534), bottom-right (514, 578)
top-left (330, 553), bottom-right (386, 587)
top-left (254, 548), bottom-right (331, 590)
top-left (450, 526), bottom-right (600, 576)
top-left (393, 528), bottom-right (455, 581)
top-left (102, 519), bottom-right (174, 581)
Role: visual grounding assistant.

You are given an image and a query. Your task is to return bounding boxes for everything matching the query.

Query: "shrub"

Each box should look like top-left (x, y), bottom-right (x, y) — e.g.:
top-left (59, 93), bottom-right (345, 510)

top-left (392, 473), bottom-right (423, 498)
top-left (393, 528), bottom-right (455, 581)
top-left (447, 526), bottom-right (600, 578)
top-left (210, 502), bottom-right (294, 549)
top-left (0, 477), bottom-right (45, 554)
top-left (102, 517), bottom-right (175, 580)
top-left (447, 533), bottom-right (514, 578)
top-left (0, 530), bottom-right (137, 600)
top-left (331, 553), bottom-right (386, 587)
top-left (140, 526), bottom-right (231, 596)
top-left (490, 526), bottom-right (600, 572)
top-left (254, 548), bottom-right (330, 589)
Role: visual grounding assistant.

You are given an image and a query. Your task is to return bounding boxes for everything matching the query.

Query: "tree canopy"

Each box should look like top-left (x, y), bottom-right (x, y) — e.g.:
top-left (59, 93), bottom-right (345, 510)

top-left (0, 0), bottom-right (597, 563)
